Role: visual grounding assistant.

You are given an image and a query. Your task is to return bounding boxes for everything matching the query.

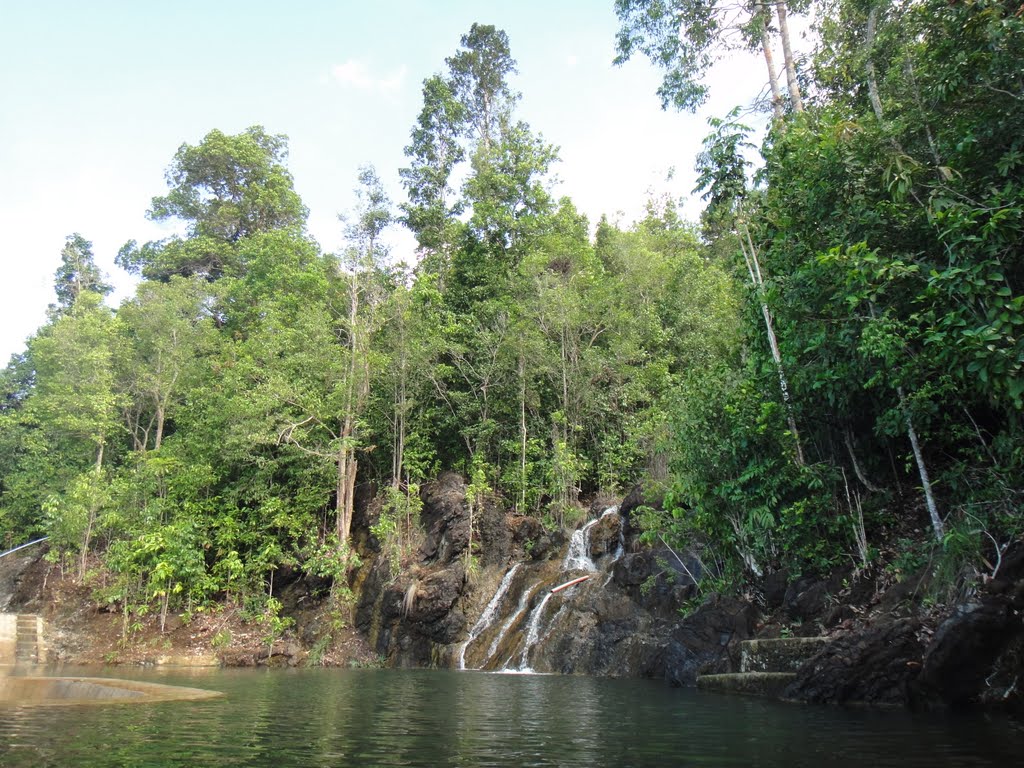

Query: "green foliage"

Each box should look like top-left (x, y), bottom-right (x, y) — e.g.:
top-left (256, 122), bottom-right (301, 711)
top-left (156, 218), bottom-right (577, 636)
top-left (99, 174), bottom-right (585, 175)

top-left (4, 6), bottom-right (1020, 633)
top-left (372, 485), bottom-right (423, 579)
top-left (659, 362), bottom-right (846, 577)
top-left (51, 233), bottom-right (112, 315)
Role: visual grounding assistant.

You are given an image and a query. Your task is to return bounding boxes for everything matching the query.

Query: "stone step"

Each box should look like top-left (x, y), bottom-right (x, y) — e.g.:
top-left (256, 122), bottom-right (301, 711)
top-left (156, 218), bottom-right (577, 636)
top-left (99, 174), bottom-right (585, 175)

top-left (697, 672), bottom-right (797, 698)
top-left (739, 637), bottom-right (828, 673)
top-left (13, 614), bottom-right (42, 663)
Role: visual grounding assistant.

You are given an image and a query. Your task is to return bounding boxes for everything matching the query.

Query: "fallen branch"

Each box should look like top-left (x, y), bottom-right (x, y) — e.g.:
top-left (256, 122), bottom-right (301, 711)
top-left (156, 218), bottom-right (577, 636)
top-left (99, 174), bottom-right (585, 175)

top-left (550, 575), bottom-right (591, 594)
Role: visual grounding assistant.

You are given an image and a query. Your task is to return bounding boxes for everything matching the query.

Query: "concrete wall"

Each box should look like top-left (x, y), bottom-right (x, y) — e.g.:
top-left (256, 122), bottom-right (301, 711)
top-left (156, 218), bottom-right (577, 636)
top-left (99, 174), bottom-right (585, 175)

top-left (0, 614), bottom-right (15, 665)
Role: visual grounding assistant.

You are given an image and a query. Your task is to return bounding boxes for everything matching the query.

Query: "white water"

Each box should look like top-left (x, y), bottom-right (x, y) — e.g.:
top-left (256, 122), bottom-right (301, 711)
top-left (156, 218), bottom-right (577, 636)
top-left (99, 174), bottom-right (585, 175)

top-left (517, 590), bottom-right (554, 670)
top-left (482, 580), bottom-right (542, 668)
top-left (516, 506), bottom-right (625, 671)
top-left (460, 506), bottom-right (626, 673)
top-left (457, 563), bottom-right (522, 670)
top-left (561, 506), bottom-right (621, 573)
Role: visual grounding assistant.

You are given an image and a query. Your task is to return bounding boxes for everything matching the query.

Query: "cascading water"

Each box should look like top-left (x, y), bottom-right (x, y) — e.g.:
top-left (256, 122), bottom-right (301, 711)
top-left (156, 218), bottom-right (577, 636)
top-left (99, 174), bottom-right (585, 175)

top-left (456, 506), bottom-right (625, 674)
top-left (482, 580), bottom-right (544, 669)
top-left (516, 591), bottom-right (554, 671)
top-left (512, 506), bottom-right (623, 671)
top-left (457, 563), bottom-right (522, 670)
top-left (562, 505), bottom-right (621, 572)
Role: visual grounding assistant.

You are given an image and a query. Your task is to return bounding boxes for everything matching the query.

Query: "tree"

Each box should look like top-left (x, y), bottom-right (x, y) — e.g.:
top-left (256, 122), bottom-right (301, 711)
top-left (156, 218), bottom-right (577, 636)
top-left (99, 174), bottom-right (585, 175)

top-left (116, 277), bottom-right (217, 451)
top-left (51, 233), bottom-right (112, 316)
top-left (118, 126), bottom-right (308, 280)
top-left (613, 0), bottom-right (806, 117)
top-left (446, 24), bottom-right (518, 151)
top-left (333, 165), bottom-right (393, 553)
top-left (27, 292), bottom-right (121, 577)
top-left (400, 75), bottom-right (466, 258)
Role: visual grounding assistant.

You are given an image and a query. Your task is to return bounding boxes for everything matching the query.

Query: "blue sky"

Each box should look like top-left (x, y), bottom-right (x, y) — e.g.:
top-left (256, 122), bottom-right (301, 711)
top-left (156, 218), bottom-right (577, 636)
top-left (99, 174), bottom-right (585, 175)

top-left (0, 0), bottom-right (778, 362)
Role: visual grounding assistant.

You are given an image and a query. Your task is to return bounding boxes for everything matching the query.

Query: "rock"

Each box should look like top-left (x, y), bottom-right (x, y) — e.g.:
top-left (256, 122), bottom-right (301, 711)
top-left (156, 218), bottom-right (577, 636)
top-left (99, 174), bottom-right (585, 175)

top-left (916, 599), bottom-right (1019, 706)
top-left (405, 565), bottom-right (465, 629)
top-left (618, 487), bottom-right (667, 536)
top-left (612, 553), bottom-right (651, 588)
top-left (662, 595), bottom-right (756, 686)
top-left (762, 569), bottom-right (790, 611)
top-left (419, 473), bottom-right (470, 562)
top-left (783, 618), bottom-right (924, 705)
top-left (783, 577), bottom-right (829, 622)
top-left (588, 513), bottom-right (622, 559)
top-left (476, 498), bottom-right (511, 567)
top-left (510, 516), bottom-right (564, 561)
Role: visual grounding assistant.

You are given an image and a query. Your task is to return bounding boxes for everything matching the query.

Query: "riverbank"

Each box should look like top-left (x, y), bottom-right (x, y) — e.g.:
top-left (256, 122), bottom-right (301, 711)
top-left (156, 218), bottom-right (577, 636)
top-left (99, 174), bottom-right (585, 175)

top-left (2, 476), bottom-right (1022, 716)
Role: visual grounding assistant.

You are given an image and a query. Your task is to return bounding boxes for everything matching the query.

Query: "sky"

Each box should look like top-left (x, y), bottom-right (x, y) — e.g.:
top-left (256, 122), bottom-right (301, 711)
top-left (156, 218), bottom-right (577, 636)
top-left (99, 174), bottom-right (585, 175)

top-left (0, 0), bottom-right (786, 363)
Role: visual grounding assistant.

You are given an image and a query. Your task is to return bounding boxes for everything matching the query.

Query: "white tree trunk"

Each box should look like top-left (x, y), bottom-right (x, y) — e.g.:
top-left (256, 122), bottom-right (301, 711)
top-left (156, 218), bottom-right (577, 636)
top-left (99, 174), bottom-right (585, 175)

top-left (760, 20), bottom-right (785, 122)
top-left (775, 2), bottom-right (804, 112)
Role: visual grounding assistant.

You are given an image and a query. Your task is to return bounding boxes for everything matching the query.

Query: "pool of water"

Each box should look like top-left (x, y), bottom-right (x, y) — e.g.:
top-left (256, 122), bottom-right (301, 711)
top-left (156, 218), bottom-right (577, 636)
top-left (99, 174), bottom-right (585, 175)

top-left (1, 666), bottom-right (1021, 767)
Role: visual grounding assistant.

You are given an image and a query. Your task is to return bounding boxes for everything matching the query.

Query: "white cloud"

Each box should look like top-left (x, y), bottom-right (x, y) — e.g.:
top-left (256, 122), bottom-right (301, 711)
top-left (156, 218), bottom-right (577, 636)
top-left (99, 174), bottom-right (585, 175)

top-left (566, 54), bottom-right (578, 68)
top-left (330, 59), bottom-right (407, 93)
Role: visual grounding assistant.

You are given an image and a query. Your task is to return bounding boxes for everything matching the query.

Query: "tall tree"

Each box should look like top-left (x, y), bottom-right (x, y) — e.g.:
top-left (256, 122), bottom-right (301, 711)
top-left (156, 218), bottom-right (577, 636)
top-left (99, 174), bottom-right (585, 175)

top-left (446, 23), bottom-right (518, 151)
top-left (613, 0), bottom-right (806, 116)
top-left (29, 293), bottom-right (120, 576)
top-left (51, 233), bottom-right (112, 315)
top-left (333, 165), bottom-right (393, 553)
top-left (118, 126), bottom-right (308, 280)
top-left (400, 75), bottom-right (466, 260)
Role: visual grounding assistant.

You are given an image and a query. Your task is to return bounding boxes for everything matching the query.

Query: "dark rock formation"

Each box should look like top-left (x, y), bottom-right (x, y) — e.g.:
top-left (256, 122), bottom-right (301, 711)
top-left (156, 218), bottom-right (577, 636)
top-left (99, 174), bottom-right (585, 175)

top-left (419, 472), bottom-right (471, 562)
top-left (913, 543), bottom-right (1024, 710)
top-left (350, 473), bottom-right (1024, 711)
top-left (783, 618), bottom-right (925, 705)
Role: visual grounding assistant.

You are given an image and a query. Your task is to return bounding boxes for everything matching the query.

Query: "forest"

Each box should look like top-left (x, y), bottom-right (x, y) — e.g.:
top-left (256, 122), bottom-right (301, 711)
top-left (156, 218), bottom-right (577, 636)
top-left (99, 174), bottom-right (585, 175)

top-left (0, 0), bottom-right (1021, 637)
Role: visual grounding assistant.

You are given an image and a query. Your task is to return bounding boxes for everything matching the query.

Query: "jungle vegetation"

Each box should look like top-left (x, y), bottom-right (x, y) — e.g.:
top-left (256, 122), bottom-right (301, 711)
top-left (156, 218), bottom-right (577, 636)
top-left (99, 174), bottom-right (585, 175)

top-left (1, 2), bottom-right (1020, 628)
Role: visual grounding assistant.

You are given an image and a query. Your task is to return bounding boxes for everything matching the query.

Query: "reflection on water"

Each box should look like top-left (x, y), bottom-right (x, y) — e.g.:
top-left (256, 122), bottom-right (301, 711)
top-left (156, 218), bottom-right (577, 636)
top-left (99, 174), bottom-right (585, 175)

top-left (0, 666), bottom-right (1021, 767)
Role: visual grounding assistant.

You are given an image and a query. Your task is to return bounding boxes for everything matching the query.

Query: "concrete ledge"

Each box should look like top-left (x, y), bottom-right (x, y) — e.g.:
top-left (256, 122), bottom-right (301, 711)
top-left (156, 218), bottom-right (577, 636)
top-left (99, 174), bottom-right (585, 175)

top-left (697, 672), bottom-right (797, 698)
top-left (0, 676), bottom-right (225, 706)
top-left (740, 637), bottom-right (828, 673)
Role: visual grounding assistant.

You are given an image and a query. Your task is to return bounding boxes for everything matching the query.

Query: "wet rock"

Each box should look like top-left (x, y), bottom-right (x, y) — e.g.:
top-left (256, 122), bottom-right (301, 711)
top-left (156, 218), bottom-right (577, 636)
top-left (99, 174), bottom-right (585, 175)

top-left (588, 513), bottom-right (623, 559)
top-left (783, 618), bottom-right (924, 705)
top-left (662, 595), bottom-right (756, 686)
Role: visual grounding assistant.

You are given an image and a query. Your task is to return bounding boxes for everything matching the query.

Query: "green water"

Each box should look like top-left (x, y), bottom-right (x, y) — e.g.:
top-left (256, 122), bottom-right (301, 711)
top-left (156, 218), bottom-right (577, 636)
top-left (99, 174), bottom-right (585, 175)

top-left (1, 667), bottom-right (1021, 767)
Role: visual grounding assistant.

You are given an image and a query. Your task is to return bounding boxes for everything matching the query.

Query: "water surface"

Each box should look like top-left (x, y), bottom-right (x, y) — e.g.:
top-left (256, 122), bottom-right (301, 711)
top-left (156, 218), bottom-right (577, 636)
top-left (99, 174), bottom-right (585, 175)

top-left (1, 667), bottom-right (1020, 767)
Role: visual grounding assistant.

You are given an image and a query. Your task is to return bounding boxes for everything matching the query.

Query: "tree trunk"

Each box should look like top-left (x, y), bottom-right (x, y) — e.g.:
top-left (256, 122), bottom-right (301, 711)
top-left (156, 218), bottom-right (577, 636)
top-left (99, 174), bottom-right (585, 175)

top-left (154, 403), bottom-right (165, 450)
top-left (775, 2), bottom-right (804, 112)
top-left (845, 429), bottom-right (882, 493)
top-left (899, 385), bottom-right (945, 541)
top-left (79, 441), bottom-right (105, 581)
top-left (864, 5), bottom-right (886, 122)
top-left (760, 19), bottom-right (785, 122)
top-left (740, 226), bottom-right (806, 465)
top-left (519, 351), bottom-right (527, 513)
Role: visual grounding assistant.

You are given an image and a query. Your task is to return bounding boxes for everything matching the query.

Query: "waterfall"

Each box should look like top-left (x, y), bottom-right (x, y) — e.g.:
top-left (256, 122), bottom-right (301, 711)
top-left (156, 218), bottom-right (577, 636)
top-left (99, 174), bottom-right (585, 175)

top-left (457, 563), bottom-right (522, 670)
top-left (517, 590), bottom-right (554, 671)
top-left (562, 505), bottom-right (621, 572)
top-left (481, 579), bottom-right (543, 669)
top-left (510, 506), bottom-right (624, 671)
top-left (461, 506), bottom-right (625, 674)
